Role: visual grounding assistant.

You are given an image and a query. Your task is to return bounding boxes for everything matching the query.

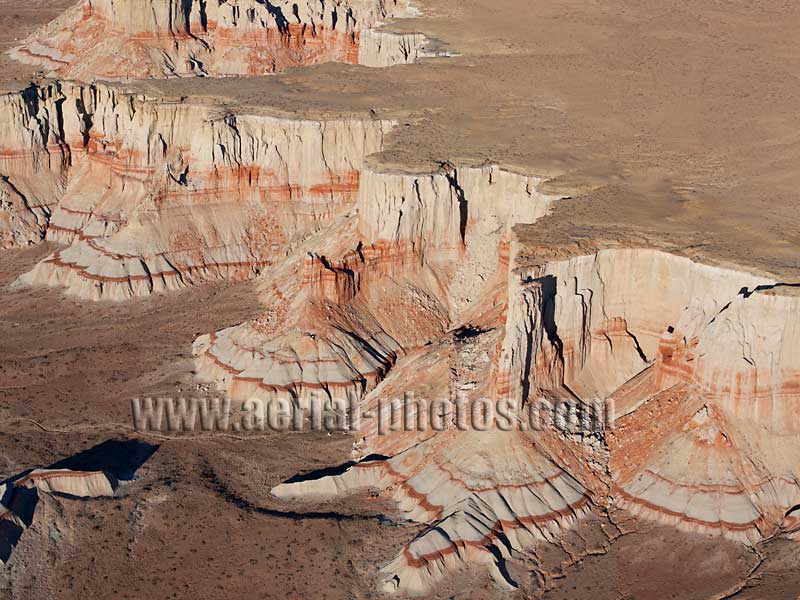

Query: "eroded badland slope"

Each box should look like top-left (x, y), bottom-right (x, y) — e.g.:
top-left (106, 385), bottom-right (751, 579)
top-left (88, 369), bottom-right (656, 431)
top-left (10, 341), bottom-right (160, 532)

top-left (2, 0), bottom-right (800, 598)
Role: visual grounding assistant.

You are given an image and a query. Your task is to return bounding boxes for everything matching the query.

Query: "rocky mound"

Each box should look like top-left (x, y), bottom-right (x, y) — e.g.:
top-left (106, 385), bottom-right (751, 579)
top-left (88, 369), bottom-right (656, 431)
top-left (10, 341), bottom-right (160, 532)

top-left (1, 469), bottom-right (115, 566)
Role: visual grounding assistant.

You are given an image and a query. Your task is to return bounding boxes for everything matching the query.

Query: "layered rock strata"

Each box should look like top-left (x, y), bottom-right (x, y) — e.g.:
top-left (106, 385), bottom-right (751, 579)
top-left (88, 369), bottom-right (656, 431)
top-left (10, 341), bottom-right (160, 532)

top-left (3, 2), bottom-right (799, 593)
top-left (0, 85), bottom-right (70, 249)
top-left (0, 81), bottom-right (391, 298)
top-left (196, 166), bottom-right (597, 591)
top-left (258, 241), bottom-right (800, 591)
top-left (10, 0), bottom-right (428, 79)
top-left (508, 251), bottom-right (800, 543)
top-left (194, 166), bottom-right (557, 407)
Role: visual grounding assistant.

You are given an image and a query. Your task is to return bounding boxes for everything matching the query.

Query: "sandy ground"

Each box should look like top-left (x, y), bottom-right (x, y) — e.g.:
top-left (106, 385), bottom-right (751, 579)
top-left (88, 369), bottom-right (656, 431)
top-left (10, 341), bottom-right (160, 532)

top-left (124, 0), bottom-right (800, 279)
top-left (2, 1), bottom-right (800, 598)
top-left (0, 0), bottom-right (74, 92)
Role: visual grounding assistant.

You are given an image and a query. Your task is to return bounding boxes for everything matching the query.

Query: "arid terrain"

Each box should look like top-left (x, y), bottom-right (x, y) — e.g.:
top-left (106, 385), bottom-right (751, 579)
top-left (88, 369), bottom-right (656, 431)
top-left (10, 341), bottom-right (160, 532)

top-left (2, 1), bottom-right (800, 599)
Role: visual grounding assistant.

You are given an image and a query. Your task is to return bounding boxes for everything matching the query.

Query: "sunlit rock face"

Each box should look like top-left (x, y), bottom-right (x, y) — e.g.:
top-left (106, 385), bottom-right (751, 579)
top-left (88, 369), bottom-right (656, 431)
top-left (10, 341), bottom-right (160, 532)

top-left (257, 237), bottom-right (800, 592)
top-left (0, 81), bottom-right (391, 299)
top-left (0, 86), bottom-right (71, 248)
top-left (3, 1), bottom-right (798, 596)
top-left (7, 78), bottom-right (799, 588)
top-left (9, 0), bottom-right (426, 79)
top-left (194, 165), bottom-right (593, 593)
top-left (193, 165), bottom-right (557, 408)
top-left (508, 251), bottom-right (800, 545)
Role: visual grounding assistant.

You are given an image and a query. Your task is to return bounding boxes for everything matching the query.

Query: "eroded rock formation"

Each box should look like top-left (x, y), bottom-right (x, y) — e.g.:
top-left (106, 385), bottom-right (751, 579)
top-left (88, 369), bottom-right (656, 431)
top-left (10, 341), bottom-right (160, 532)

top-left (0, 81), bottom-right (391, 298)
top-left (3, 0), bottom-right (800, 595)
top-left (5, 77), bottom-right (800, 595)
top-left (0, 469), bottom-right (115, 566)
top-left (504, 250), bottom-right (800, 544)
top-left (9, 0), bottom-right (428, 78)
top-left (193, 166), bottom-right (558, 408)
top-left (249, 240), bottom-right (800, 591)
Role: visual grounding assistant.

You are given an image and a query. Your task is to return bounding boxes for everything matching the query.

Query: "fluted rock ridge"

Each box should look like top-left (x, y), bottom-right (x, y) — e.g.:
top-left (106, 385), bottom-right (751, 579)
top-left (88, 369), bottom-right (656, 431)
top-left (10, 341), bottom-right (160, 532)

top-left (194, 165), bottom-right (558, 407)
top-left (505, 249), bottom-right (800, 543)
top-left (0, 81), bottom-right (392, 298)
top-left (10, 0), bottom-right (428, 79)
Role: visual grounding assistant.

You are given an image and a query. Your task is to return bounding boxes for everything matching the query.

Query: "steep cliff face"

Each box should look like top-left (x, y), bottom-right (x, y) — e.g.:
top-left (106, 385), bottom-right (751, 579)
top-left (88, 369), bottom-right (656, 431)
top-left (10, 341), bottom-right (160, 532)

top-left (9, 0), bottom-right (428, 79)
top-left (195, 165), bottom-right (583, 592)
top-left (0, 82), bottom-right (391, 298)
top-left (7, 79), bottom-right (800, 594)
top-left (502, 251), bottom-right (800, 544)
top-left (193, 165), bottom-right (557, 407)
top-left (0, 85), bottom-right (71, 248)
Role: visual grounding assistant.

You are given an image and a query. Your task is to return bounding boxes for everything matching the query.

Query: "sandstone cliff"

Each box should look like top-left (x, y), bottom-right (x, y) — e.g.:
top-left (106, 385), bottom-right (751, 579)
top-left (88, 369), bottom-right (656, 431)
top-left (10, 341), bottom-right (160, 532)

top-left (5, 77), bottom-right (800, 594)
top-left (262, 241), bottom-right (800, 592)
top-left (9, 0), bottom-right (428, 79)
top-left (0, 82), bottom-right (391, 298)
top-left (2, 1), bottom-right (800, 595)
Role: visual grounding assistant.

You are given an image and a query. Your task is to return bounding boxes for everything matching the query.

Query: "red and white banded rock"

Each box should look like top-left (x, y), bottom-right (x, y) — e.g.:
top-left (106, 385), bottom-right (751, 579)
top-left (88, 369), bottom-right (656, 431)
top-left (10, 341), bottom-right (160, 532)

top-left (0, 85), bottom-right (72, 248)
top-left (505, 248), bottom-right (800, 544)
top-left (218, 167), bottom-right (582, 593)
top-left (4, 82), bottom-right (392, 299)
top-left (194, 166), bottom-right (557, 406)
top-left (273, 430), bottom-right (591, 593)
top-left (9, 0), bottom-right (427, 80)
top-left (613, 403), bottom-right (766, 543)
top-left (506, 249), bottom-right (774, 404)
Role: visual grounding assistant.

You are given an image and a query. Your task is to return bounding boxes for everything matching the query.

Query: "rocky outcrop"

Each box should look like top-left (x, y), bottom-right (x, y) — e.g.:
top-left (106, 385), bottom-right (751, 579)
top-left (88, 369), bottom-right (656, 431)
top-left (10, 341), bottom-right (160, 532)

top-left (358, 29), bottom-right (428, 67)
top-left (9, 0), bottom-right (427, 79)
top-left (1, 469), bottom-right (115, 566)
top-left (507, 250), bottom-right (800, 544)
top-left (274, 431), bottom-right (590, 593)
top-left (194, 165), bottom-right (575, 592)
top-left (193, 165), bottom-right (558, 407)
top-left (0, 85), bottom-right (70, 248)
top-left (256, 239), bottom-right (800, 592)
top-left (1, 81), bottom-right (391, 299)
top-left (3, 7), bottom-right (798, 592)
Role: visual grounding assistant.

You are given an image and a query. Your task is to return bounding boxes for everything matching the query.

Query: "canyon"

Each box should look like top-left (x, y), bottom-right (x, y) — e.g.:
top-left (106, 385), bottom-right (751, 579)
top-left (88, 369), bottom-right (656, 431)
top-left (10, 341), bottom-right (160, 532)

top-left (2, 0), bottom-right (800, 599)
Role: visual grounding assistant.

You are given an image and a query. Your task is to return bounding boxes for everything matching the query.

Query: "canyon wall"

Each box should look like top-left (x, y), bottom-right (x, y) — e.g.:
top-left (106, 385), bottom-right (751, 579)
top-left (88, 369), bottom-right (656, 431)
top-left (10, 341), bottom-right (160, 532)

top-left (503, 251), bottom-right (800, 544)
top-left (6, 79), bottom-right (800, 595)
top-left (0, 81), bottom-right (392, 299)
top-left (193, 165), bottom-right (557, 407)
top-left (9, 0), bottom-right (427, 79)
top-left (0, 85), bottom-right (71, 248)
top-left (262, 245), bottom-right (800, 592)
top-left (198, 166), bottom-right (587, 592)
top-left (4, 1), bottom-right (800, 594)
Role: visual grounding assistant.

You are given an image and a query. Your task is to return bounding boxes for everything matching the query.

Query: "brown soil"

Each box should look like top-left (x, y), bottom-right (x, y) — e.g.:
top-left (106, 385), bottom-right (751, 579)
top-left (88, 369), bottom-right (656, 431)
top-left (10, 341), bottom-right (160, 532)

top-left (3, 1), bottom-right (800, 599)
top-left (0, 0), bottom-right (74, 93)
